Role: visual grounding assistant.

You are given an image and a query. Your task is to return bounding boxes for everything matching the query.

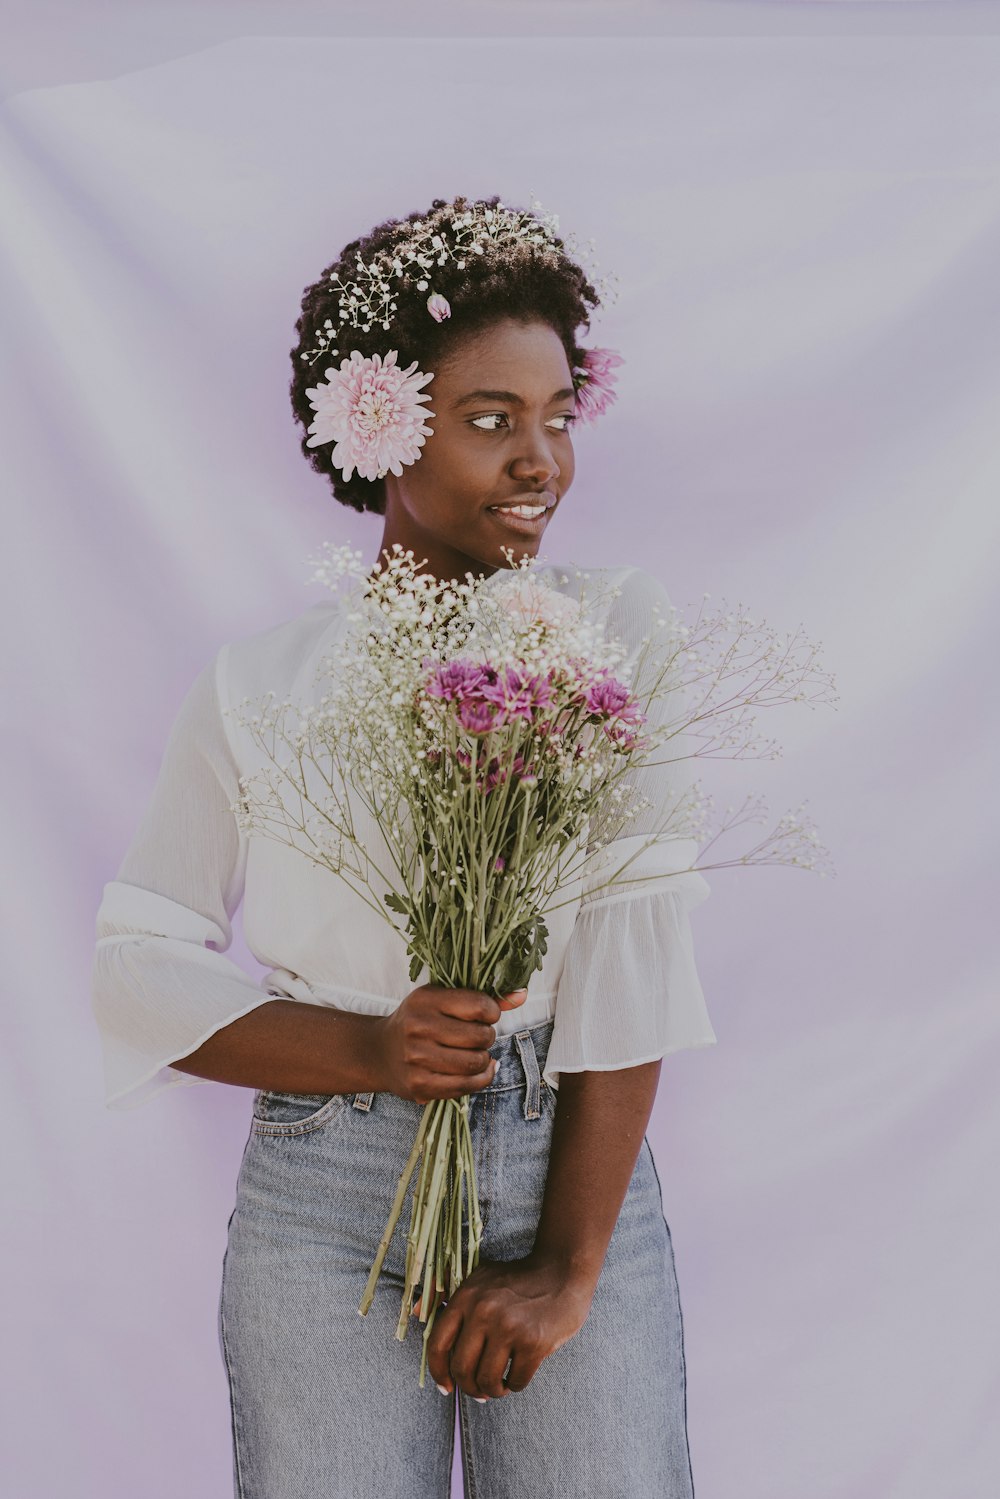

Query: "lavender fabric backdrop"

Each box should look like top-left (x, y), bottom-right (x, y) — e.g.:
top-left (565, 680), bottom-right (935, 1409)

top-left (3, 4), bottom-right (998, 1496)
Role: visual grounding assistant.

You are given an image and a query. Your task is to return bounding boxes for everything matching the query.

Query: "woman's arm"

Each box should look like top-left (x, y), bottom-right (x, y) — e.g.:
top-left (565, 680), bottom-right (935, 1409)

top-left (170, 997), bottom-right (390, 1096)
top-left (532, 1060), bottom-right (662, 1283)
top-left (425, 1059), bottom-right (662, 1400)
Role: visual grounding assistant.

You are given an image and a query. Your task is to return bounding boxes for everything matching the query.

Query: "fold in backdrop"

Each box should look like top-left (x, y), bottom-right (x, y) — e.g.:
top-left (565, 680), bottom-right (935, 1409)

top-left (3, 4), bottom-right (998, 1496)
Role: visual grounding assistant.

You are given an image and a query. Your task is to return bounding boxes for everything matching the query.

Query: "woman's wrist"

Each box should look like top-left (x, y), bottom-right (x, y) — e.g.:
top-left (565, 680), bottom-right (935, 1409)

top-left (321, 1007), bottom-right (391, 1094)
top-left (525, 1241), bottom-right (605, 1296)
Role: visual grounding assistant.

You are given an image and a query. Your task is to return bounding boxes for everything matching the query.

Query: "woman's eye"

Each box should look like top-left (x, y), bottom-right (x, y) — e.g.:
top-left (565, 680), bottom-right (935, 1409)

top-left (470, 412), bottom-right (577, 432)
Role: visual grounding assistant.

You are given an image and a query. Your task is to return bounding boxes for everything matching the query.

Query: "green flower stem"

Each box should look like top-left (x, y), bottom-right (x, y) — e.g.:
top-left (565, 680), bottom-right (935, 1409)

top-left (451, 1140), bottom-right (463, 1283)
top-left (461, 1102), bottom-right (483, 1274)
top-left (482, 792), bottom-right (532, 955)
top-left (409, 1120), bottom-right (453, 1297)
top-left (397, 1100), bottom-right (450, 1338)
top-left (444, 1142), bottom-right (460, 1284)
top-left (405, 1100), bottom-right (446, 1293)
top-left (418, 1285), bottom-right (445, 1386)
top-left (362, 978), bottom-right (492, 1357)
top-left (400, 1151), bottom-right (450, 1342)
top-left (439, 1170), bottom-right (451, 1291)
top-left (410, 1209), bottom-right (439, 1347)
top-left (358, 1098), bottom-right (435, 1318)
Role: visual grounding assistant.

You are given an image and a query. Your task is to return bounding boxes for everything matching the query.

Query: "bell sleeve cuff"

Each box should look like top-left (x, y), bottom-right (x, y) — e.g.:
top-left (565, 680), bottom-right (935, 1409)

top-left (541, 854), bottom-right (717, 1092)
top-left (92, 883), bottom-right (278, 1111)
top-left (90, 647), bottom-right (277, 1111)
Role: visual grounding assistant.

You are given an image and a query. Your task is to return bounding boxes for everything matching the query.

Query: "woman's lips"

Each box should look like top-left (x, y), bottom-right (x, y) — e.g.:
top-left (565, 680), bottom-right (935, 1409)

top-left (486, 506), bottom-right (550, 536)
top-left (486, 492), bottom-right (555, 536)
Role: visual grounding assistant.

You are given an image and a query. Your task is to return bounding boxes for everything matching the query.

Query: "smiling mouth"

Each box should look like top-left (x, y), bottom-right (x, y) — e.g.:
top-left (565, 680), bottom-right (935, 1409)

top-left (486, 491), bottom-right (556, 521)
top-left (488, 502), bottom-right (550, 519)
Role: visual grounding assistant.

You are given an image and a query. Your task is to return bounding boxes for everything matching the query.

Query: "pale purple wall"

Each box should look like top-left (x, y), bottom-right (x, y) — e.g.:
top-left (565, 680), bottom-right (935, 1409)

top-left (3, 5), bottom-right (998, 1496)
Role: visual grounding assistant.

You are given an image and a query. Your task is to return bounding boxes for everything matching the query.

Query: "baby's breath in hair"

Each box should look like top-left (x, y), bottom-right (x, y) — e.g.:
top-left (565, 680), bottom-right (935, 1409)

top-left (298, 195), bottom-right (616, 367)
top-left (289, 193), bottom-right (616, 516)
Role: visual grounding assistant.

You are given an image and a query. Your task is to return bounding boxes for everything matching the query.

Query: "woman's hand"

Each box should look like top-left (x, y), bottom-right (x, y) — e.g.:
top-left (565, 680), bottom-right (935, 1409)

top-left (419, 1251), bottom-right (596, 1399)
top-left (374, 984), bottom-right (527, 1104)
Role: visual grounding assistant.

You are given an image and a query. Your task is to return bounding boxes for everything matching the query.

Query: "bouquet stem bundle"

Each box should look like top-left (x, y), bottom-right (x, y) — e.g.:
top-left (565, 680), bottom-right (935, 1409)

top-left (357, 1090), bottom-right (481, 1384)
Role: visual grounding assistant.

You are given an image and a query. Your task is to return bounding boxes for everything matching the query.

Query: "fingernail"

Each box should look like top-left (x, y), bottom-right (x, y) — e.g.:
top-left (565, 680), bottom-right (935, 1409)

top-left (473, 1396), bottom-right (488, 1404)
top-left (435, 1383), bottom-right (450, 1396)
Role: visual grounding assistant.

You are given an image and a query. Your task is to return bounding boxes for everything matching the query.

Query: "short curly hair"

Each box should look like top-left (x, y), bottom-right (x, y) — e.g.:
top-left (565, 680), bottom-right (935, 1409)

top-left (288, 194), bottom-right (603, 515)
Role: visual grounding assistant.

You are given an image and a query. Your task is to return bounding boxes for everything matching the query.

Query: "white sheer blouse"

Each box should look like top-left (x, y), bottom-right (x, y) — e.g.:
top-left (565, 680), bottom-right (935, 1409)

top-left (91, 561), bottom-right (717, 1109)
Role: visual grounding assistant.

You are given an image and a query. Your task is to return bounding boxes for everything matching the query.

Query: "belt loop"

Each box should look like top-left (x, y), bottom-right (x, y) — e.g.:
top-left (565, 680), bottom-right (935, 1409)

top-left (352, 1092), bottom-right (374, 1111)
top-left (513, 1031), bottom-right (541, 1120)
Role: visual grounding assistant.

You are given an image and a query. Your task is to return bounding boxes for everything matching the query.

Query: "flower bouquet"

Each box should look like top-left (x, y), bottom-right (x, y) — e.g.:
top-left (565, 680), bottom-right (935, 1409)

top-left (230, 541), bottom-right (836, 1385)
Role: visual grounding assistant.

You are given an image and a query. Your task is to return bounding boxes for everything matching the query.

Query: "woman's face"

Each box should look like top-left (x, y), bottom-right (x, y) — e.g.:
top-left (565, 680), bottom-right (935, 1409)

top-left (377, 317), bottom-right (577, 584)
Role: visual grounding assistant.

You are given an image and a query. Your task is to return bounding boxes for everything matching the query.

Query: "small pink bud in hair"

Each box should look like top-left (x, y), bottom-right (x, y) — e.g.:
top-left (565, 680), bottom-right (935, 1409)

top-left (427, 293), bottom-right (451, 322)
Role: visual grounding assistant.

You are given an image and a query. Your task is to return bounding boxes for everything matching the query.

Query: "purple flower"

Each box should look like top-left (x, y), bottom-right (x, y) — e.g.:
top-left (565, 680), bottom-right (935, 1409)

top-left (584, 673), bottom-right (645, 723)
top-left (427, 293), bottom-right (452, 322)
top-left (457, 699), bottom-right (504, 736)
top-left (478, 665), bottom-right (556, 722)
top-left (604, 721), bottom-right (646, 752)
top-left (571, 346), bottom-right (624, 426)
top-left (424, 659), bottom-right (496, 702)
top-left (480, 756), bottom-right (508, 794)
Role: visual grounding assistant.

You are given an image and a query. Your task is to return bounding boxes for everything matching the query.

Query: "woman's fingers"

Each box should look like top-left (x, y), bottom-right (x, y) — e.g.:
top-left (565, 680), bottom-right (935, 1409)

top-left (474, 1337), bottom-right (516, 1398)
top-left (412, 1273), bottom-right (443, 1320)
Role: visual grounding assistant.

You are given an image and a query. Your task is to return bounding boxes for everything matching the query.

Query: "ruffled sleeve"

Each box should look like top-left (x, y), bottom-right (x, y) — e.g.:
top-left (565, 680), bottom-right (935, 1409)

top-left (542, 567), bottom-right (717, 1091)
top-left (90, 646), bottom-right (278, 1110)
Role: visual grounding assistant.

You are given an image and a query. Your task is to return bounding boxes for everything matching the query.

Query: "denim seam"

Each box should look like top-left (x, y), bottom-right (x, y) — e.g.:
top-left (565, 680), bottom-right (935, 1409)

top-left (251, 1094), bottom-right (346, 1137)
top-left (218, 1253), bottom-right (247, 1499)
top-left (457, 1384), bottom-right (480, 1499)
top-left (479, 1084), bottom-right (496, 1236)
top-left (645, 1139), bottom-right (697, 1497)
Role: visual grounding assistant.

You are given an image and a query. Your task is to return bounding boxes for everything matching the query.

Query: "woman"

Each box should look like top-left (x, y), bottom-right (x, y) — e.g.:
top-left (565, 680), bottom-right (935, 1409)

top-left (91, 194), bottom-right (717, 1497)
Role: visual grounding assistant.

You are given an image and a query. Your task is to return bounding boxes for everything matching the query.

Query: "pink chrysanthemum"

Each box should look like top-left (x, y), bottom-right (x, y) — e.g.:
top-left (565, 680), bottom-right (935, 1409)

top-left (479, 665), bottom-right (556, 723)
top-left (305, 349), bottom-right (435, 482)
top-left (572, 346), bottom-right (624, 425)
top-left (584, 673), bottom-right (645, 723)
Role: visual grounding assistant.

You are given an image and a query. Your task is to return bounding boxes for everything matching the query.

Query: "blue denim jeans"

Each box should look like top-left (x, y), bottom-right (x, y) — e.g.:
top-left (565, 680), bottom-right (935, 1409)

top-left (218, 1018), bottom-right (695, 1498)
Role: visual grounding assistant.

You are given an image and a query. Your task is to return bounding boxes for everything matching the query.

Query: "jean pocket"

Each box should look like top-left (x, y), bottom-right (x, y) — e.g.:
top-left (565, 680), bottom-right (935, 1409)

top-left (251, 1088), bottom-right (349, 1136)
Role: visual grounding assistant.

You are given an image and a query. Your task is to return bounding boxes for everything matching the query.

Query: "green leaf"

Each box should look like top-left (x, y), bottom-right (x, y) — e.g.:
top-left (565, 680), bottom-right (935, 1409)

top-left (490, 915), bottom-right (550, 993)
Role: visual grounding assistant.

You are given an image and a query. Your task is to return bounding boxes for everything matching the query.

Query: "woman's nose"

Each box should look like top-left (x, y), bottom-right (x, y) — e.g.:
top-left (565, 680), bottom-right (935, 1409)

top-left (511, 431), bottom-right (560, 485)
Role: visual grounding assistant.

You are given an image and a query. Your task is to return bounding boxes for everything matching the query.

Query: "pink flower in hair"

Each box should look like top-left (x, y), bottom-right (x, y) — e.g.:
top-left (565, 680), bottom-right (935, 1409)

top-left (426, 293), bottom-right (451, 322)
top-left (572, 346), bottom-right (624, 425)
top-left (305, 349), bottom-right (435, 482)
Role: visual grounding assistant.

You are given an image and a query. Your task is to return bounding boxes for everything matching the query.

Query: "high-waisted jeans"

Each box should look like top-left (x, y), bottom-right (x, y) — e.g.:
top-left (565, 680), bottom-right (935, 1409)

top-left (218, 1018), bottom-right (696, 1498)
